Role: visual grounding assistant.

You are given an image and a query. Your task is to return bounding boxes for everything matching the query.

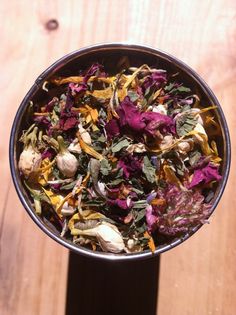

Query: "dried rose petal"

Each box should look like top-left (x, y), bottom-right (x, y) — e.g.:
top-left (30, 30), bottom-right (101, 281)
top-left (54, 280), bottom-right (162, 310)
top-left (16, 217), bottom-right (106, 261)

top-left (188, 162), bottom-right (222, 189)
top-left (118, 154), bottom-right (142, 179)
top-left (105, 118), bottom-right (120, 140)
top-left (142, 71), bottom-right (167, 90)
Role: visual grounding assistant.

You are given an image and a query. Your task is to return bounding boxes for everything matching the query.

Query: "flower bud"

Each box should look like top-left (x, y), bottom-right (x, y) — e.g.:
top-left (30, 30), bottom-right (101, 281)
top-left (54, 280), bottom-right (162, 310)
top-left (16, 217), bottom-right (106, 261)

top-left (18, 145), bottom-right (42, 177)
top-left (72, 222), bottom-right (125, 253)
top-left (95, 222), bottom-right (125, 253)
top-left (56, 151), bottom-right (79, 177)
top-left (177, 140), bottom-right (194, 154)
top-left (56, 136), bottom-right (79, 177)
top-left (78, 124), bottom-right (91, 144)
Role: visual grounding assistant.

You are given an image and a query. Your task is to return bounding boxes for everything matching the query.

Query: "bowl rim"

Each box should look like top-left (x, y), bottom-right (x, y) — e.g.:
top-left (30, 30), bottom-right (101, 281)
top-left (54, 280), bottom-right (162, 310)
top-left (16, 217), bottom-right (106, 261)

top-left (9, 42), bottom-right (231, 261)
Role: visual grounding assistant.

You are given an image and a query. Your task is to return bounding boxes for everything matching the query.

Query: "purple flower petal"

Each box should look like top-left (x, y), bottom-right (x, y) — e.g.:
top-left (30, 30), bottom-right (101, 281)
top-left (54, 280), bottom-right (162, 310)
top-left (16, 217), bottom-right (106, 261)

top-left (141, 111), bottom-right (174, 136)
top-left (107, 198), bottom-right (133, 210)
top-left (105, 118), bottom-right (120, 140)
top-left (145, 184), bottom-right (213, 235)
top-left (118, 154), bottom-right (142, 179)
top-left (41, 148), bottom-right (54, 160)
top-left (113, 96), bottom-right (175, 138)
top-left (146, 205), bottom-right (159, 233)
top-left (143, 71), bottom-right (167, 90)
top-left (60, 116), bottom-right (78, 131)
top-left (50, 183), bottom-right (62, 191)
top-left (33, 115), bottom-right (51, 128)
top-left (69, 82), bottom-right (87, 95)
top-left (83, 63), bottom-right (106, 83)
top-left (188, 162), bottom-right (222, 189)
top-left (45, 97), bottom-right (58, 112)
top-left (117, 97), bottom-right (146, 132)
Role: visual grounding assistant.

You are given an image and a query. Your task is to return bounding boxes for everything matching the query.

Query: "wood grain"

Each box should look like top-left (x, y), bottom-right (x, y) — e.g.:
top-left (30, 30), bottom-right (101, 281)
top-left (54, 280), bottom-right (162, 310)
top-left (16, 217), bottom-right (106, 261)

top-left (0, 0), bottom-right (236, 314)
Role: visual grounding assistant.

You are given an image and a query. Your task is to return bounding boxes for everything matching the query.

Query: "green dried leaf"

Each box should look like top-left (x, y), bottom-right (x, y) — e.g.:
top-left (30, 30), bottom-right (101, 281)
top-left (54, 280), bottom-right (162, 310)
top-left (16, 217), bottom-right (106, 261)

top-left (135, 208), bottom-right (146, 222)
top-left (176, 113), bottom-right (198, 137)
top-left (142, 156), bottom-right (156, 183)
top-left (83, 200), bottom-right (106, 207)
top-left (128, 90), bottom-right (139, 102)
top-left (177, 86), bottom-right (191, 93)
top-left (131, 187), bottom-right (144, 195)
top-left (60, 180), bottom-right (77, 190)
top-left (189, 150), bottom-right (202, 166)
top-left (111, 138), bottom-right (130, 153)
top-left (133, 200), bottom-right (148, 209)
top-left (164, 82), bottom-right (175, 91)
top-left (107, 178), bottom-right (124, 186)
top-left (100, 158), bottom-right (112, 176)
top-left (136, 223), bottom-right (147, 234)
top-left (97, 134), bottom-right (106, 143)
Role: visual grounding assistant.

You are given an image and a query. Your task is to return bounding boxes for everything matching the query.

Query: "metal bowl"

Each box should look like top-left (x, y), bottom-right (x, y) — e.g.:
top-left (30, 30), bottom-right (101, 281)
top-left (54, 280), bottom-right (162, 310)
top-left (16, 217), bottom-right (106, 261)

top-left (9, 43), bottom-right (231, 261)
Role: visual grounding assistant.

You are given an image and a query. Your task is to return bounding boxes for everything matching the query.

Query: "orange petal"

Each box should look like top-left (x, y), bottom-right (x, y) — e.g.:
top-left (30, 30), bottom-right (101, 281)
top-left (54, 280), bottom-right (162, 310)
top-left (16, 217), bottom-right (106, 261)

top-left (144, 231), bottom-right (156, 253)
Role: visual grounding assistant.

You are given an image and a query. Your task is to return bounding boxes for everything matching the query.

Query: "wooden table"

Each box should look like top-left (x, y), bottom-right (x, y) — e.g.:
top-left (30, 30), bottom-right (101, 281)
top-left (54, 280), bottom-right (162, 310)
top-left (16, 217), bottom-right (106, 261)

top-left (1, 1), bottom-right (236, 314)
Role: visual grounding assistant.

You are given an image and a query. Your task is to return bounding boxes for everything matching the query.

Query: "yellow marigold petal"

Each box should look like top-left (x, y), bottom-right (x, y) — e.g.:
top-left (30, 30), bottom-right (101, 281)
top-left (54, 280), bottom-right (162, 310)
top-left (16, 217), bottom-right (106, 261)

top-left (68, 210), bottom-right (105, 230)
top-left (163, 165), bottom-right (184, 190)
top-left (91, 124), bottom-right (99, 131)
top-left (144, 231), bottom-right (156, 253)
top-left (117, 88), bottom-right (127, 101)
top-left (197, 106), bottom-right (217, 115)
top-left (34, 112), bottom-right (49, 116)
top-left (77, 131), bottom-right (104, 160)
top-left (37, 158), bottom-right (53, 185)
top-left (57, 189), bottom-right (82, 214)
top-left (90, 108), bottom-right (99, 123)
top-left (88, 87), bottom-right (113, 99)
top-left (52, 76), bottom-right (116, 85)
top-left (85, 115), bottom-right (92, 124)
top-left (37, 159), bottom-right (55, 172)
top-left (42, 187), bottom-right (63, 208)
top-left (57, 173), bottom-right (90, 214)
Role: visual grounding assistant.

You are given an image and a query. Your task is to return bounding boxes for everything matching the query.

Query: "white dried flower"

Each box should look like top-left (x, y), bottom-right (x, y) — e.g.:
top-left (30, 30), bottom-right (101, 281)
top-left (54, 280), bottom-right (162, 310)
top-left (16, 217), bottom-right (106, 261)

top-left (159, 135), bottom-right (174, 150)
top-left (68, 126), bottom-right (91, 153)
top-left (194, 123), bottom-right (208, 137)
top-left (124, 238), bottom-right (142, 253)
top-left (68, 139), bottom-right (82, 154)
top-left (56, 136), bottom-right (79, 177)
top-left (127, 239), bottom-right (135, 249)
top-left (56, 151), bottom-right (78, 177)
top-left (73, 222), bottom-right (125, 253)
top-left (152, 104), bottom-right (167, 115)
top-left (190, 109), bottom-right (204, 125)
top-left (176, 139), bottom-right (194, 155)
top-left (95, 222), bottom-right (125, 253)
top-left (18, 145), bottom-right (42, 177)
top-left (97, 181), bottom-right (106, 196)
top-left (127, 143), bottom-right (146, 153)
top-left (78, 124), bottom-right (92, 144)
top-left (61, 201), bottom-right (76, 216)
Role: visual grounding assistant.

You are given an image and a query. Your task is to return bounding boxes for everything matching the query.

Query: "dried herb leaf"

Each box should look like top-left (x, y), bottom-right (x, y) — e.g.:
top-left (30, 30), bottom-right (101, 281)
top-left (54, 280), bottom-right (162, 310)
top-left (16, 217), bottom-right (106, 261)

top-left (176, 113), bottom-right (198, 137)
top-left (100, 159), bottom-right (112, 176)
top-left (111, 138), bottom-right (130, 153)
top-left (142, 156), bottom-right (156, 183)
top-left (127, 90), bottom-right (139, 102)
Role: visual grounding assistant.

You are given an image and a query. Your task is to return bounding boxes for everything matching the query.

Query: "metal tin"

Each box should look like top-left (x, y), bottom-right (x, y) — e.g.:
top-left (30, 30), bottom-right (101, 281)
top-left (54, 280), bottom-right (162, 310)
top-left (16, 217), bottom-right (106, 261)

top-left (9, 43), bottom-right (231, 261)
